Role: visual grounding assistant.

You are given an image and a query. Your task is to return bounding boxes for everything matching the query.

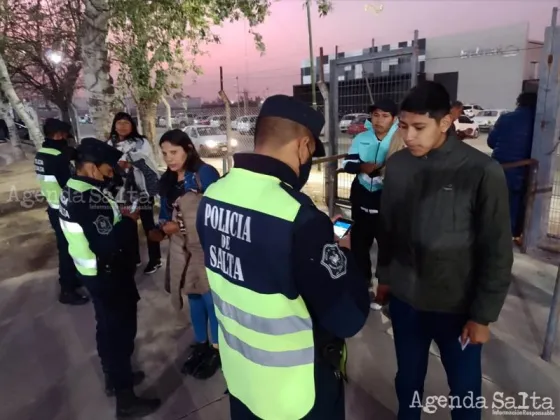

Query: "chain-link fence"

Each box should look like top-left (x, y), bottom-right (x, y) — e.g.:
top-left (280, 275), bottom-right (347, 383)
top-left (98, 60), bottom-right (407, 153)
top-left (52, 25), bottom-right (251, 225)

top-left (327, 46), bottom-right (419, 207)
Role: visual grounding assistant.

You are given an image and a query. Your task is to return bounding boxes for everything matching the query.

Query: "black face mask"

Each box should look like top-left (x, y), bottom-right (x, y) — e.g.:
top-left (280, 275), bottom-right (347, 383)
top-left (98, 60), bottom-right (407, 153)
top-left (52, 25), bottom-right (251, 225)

top-left (296, 144), bottom-right (313, 191)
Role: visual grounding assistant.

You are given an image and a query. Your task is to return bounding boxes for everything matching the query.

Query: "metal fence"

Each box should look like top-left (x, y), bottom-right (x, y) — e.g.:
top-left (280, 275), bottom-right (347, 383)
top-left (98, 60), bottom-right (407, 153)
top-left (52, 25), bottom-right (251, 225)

top-left (326, 43), bottom-right (419, 210)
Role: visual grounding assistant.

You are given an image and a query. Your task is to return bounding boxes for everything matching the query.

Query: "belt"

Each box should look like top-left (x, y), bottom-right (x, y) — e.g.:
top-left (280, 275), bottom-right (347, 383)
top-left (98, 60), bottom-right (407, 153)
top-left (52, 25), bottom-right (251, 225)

top-left (360, 207), bottom-right (379, 214)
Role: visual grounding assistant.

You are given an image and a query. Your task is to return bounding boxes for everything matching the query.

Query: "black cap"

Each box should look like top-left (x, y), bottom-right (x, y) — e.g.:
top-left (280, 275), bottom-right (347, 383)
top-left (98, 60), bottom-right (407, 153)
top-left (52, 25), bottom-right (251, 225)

top-left (43, 118), bottom-right (73, 137)
top-left (258, 94), bottom-right (325, 157)
top-left (76, 137), bottom-right (123, 167)
top-left (369, 98), bottom-right (398, 117)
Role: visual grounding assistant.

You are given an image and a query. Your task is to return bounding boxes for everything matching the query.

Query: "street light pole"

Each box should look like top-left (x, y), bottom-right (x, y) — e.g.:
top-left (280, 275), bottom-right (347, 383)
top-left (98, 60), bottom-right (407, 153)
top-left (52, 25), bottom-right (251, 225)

top-left (306, 0), bottom-right (317, 110)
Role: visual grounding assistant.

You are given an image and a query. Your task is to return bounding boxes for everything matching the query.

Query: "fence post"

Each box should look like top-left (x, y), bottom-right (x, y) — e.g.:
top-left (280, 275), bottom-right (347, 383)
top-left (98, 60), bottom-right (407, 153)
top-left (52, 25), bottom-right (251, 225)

top-left (410, 29), bottom-right (419, 88)
top-left (542, 263), bottom-right (560, 362)
top-left (526, 8), bottom-right (559, 252)
top-left (327, 58), bottom-right (339, 218)
top-left (317, 47), bottom-right (330, 211)
top-left (521, 161), bottom-right (539, 253)
top-left (218, 66), bottom-right (233, 172)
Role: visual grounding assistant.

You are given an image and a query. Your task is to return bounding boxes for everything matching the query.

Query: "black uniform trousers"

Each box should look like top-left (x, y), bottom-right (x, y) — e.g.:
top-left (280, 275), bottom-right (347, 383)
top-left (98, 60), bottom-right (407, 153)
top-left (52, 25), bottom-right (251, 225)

top-left (82, 267), bottom-right (140, 391)
top-left (82, 214), bottom-right (140, 392)
top-left (350, 185), bottom-right (382, 284)
top-left (132, 196), bottom-right (161, 264)
top-left (47, 207), bottom-right (80, 292)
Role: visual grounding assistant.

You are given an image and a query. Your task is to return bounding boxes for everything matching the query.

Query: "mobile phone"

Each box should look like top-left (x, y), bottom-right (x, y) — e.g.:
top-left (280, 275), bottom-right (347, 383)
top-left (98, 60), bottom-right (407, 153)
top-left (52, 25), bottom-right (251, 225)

top-left (130, 199), bottom-right (139, 213)
top-left (333, 218), bottom-right (353, 239)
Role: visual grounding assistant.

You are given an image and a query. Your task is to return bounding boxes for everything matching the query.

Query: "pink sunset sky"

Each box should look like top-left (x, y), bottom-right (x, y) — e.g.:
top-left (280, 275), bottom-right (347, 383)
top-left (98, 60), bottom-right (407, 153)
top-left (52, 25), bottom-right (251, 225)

top-left (185, 0), bottom-right (558, 100)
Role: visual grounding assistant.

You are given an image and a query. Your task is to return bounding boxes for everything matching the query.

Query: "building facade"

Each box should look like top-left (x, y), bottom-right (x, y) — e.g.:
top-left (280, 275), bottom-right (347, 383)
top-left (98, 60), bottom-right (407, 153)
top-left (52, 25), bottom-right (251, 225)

top-left (298, 23), bottom-right (543, 110)
top-left (425, 23), bottom-right (542, 109)
top-left (300, 38), bottom-right (426, 85)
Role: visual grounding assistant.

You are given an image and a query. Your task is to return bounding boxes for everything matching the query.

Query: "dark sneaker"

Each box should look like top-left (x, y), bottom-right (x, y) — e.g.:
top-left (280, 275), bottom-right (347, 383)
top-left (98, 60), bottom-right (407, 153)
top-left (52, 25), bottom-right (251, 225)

top-left (181, 342), bottom-right (210, 376)
top-left (58, 290), bottom-right (89, 306)
top-left (116, 389), bottom-right (161, 418)
top-left (105, 371), bottom-right (146, 397)
top-left (192, 346), bottom-right (220, 380)
top-left (143, 260), bottom-right (162, 275)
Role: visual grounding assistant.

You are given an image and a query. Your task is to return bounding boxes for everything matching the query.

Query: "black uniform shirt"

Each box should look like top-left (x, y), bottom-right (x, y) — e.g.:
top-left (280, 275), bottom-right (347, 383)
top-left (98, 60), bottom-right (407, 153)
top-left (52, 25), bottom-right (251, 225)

top-left (233, 154), bottom-right (370, 338)
top-left (59, 175), bottom-right (139, 300)
top-left (35, 138), bottom-right (74, 188)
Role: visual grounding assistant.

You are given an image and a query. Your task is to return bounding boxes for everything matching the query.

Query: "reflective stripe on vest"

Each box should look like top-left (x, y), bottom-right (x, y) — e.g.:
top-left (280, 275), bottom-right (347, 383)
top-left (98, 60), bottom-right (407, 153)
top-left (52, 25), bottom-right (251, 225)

top-left (203, 168), bottom-right (315, 420)
top-left (60, 178), bottom-right (121, 276)
top-left (36, 147), bottom-right (62, 209)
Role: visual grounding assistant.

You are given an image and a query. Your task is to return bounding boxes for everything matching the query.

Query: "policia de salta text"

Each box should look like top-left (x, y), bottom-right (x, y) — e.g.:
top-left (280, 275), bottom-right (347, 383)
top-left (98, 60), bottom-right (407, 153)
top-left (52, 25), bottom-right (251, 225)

top-left (197, 95), bottom-right (370, 420)
top-left (58, 138), bottom-right (160, 418)
top-left (34, 118), bottom-right (89, 305)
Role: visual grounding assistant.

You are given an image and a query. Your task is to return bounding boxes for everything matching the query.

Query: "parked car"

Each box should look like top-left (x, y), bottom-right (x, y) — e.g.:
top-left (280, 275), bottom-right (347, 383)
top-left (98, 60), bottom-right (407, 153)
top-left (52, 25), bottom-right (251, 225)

top-left (173, 113), bottom-right (197, 128)
top-left (462, 104), bottom-right (484, 118)
top-left (347, 116), bottom-right (369, 136)
top-left (194, 115), bottom-right (210, 125)
top-left (0, 119), bottom-right (30, 142)
top-left (157, 116), bottom-right (167, 127)
top-left (339, 113), bottom-right (369, 132)
top-left (79, 114), bottom-right (92, 124)
top-left (454, 115), bottom-right (479, 138)
top-left (473, 109), bottom-right (509, 131)
top-left (237, 115), bottom-right (258, 134)
top-left (208, 115), bottom-right (227, 130)
top-left (183, 125), bottom-right (238, 157)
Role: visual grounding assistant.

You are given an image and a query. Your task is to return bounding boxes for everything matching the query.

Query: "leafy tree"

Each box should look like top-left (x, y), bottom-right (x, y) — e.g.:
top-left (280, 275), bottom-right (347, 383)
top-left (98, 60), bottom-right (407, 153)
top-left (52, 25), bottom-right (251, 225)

top-left (0, 0), bottom-right (83, 124)
top-left (107, 0), bottom-right (272, 144)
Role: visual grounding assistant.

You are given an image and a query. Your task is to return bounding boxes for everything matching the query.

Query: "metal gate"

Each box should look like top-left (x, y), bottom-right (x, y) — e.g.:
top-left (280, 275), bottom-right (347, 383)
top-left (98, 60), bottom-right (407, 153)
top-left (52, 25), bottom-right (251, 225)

top-left (326, 45), bottom-right (419, 209)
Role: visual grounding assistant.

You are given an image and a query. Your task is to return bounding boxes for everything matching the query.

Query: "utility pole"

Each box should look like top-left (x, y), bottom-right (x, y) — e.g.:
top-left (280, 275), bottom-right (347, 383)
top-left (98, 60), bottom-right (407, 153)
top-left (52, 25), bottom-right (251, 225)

top-left (235, 76), bottom-right (241, 116)
top-left (306, 0), bottom-right (317, 110)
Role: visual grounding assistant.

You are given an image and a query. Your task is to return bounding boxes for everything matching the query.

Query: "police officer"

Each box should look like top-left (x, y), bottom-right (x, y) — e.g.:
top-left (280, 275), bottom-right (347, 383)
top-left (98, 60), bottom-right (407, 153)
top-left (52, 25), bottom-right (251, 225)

top-left (58, 138), bottom-right (160, 418)
top-left (196, 95), bottom-right (370, 419)
top-left (35, 118), bottom-right (89, 305)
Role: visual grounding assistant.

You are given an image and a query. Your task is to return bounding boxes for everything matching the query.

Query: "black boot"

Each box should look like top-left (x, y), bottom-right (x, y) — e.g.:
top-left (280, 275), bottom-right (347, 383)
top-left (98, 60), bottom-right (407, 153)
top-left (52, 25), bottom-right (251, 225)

top-left (105, 371), bottom-right (146, 397)
top-left (116, 389), bottom-right (161, 418)
top-left (181, 342), bottom-right (210, 375)
top-left (192, 346), bottom-right (220, 380)
top-left (58, 290), bottom-right (89, 305)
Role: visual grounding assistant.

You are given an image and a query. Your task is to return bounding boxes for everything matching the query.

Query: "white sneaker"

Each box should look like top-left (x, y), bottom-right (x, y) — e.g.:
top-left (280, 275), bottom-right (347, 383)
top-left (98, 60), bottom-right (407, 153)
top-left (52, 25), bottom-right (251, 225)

top-left (370, 302), bottom-right (383, 311)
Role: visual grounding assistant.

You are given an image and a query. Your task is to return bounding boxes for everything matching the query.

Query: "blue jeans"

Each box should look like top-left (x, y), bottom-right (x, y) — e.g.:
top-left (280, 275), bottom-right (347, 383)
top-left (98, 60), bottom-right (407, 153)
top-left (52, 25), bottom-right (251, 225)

top-left (189, 292), bottom-right (219, 345)
top-left (390, 297), bottom-right (482, 420)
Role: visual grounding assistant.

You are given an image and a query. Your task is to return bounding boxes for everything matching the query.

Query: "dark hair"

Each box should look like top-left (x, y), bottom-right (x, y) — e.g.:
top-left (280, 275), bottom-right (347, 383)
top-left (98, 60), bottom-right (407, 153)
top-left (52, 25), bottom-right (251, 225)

top-left (368, 98), bottom-right (399, 117)
top-left (109, 112), bottom-right (142, 141)
top-left (517, 92), bottom-right (537, 109)
top-left (400, 81), bottom-right (451, 121)
top-left (158, 129), bottom-right (204, 197)
top-left (451, 100), bottom-right (464, 109)
top-left (43, 118), bottom-right (72, 138)
top-left (159, 129), bottom-right (202, 173)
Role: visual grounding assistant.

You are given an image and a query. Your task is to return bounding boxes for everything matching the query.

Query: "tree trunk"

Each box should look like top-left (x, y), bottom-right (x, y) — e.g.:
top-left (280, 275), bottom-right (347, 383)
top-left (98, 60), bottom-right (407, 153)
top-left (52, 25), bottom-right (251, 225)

top-left (58, 102), bottom-right (71, 123)
top-left (138, 100), bottom-right (163, 166)
top-left (0, 52), bottom-right (43, 148)
top-left (0, 96), bottom-right (24, 160)
top-left (68, 102), bottom-right (81, 145)
top-left (161, 96), bottom-right (173, 129)
top-left (81, 0), bottom-right (114, 140)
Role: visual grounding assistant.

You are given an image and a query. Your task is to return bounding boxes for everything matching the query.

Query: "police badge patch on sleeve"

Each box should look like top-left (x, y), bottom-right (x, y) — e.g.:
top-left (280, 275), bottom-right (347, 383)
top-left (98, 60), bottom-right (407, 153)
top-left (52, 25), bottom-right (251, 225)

top-left (320, 243), bottom-right (347, 279)
top-left (93, 215), bottom-right (112, 235)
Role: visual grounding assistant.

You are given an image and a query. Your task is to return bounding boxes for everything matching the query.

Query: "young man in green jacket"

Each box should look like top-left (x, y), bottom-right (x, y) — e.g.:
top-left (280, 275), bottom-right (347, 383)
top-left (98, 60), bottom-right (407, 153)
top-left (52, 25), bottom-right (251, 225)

top-left (376, 82), bottom-right (513, 420)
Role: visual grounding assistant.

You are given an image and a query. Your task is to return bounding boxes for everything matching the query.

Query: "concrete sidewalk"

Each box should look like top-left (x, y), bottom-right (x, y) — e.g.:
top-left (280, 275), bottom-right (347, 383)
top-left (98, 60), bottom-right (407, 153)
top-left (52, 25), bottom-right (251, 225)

top-left (1, 152), bottom-right (559, 420)
top-left (0, 240), bottom-right (559, 419)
